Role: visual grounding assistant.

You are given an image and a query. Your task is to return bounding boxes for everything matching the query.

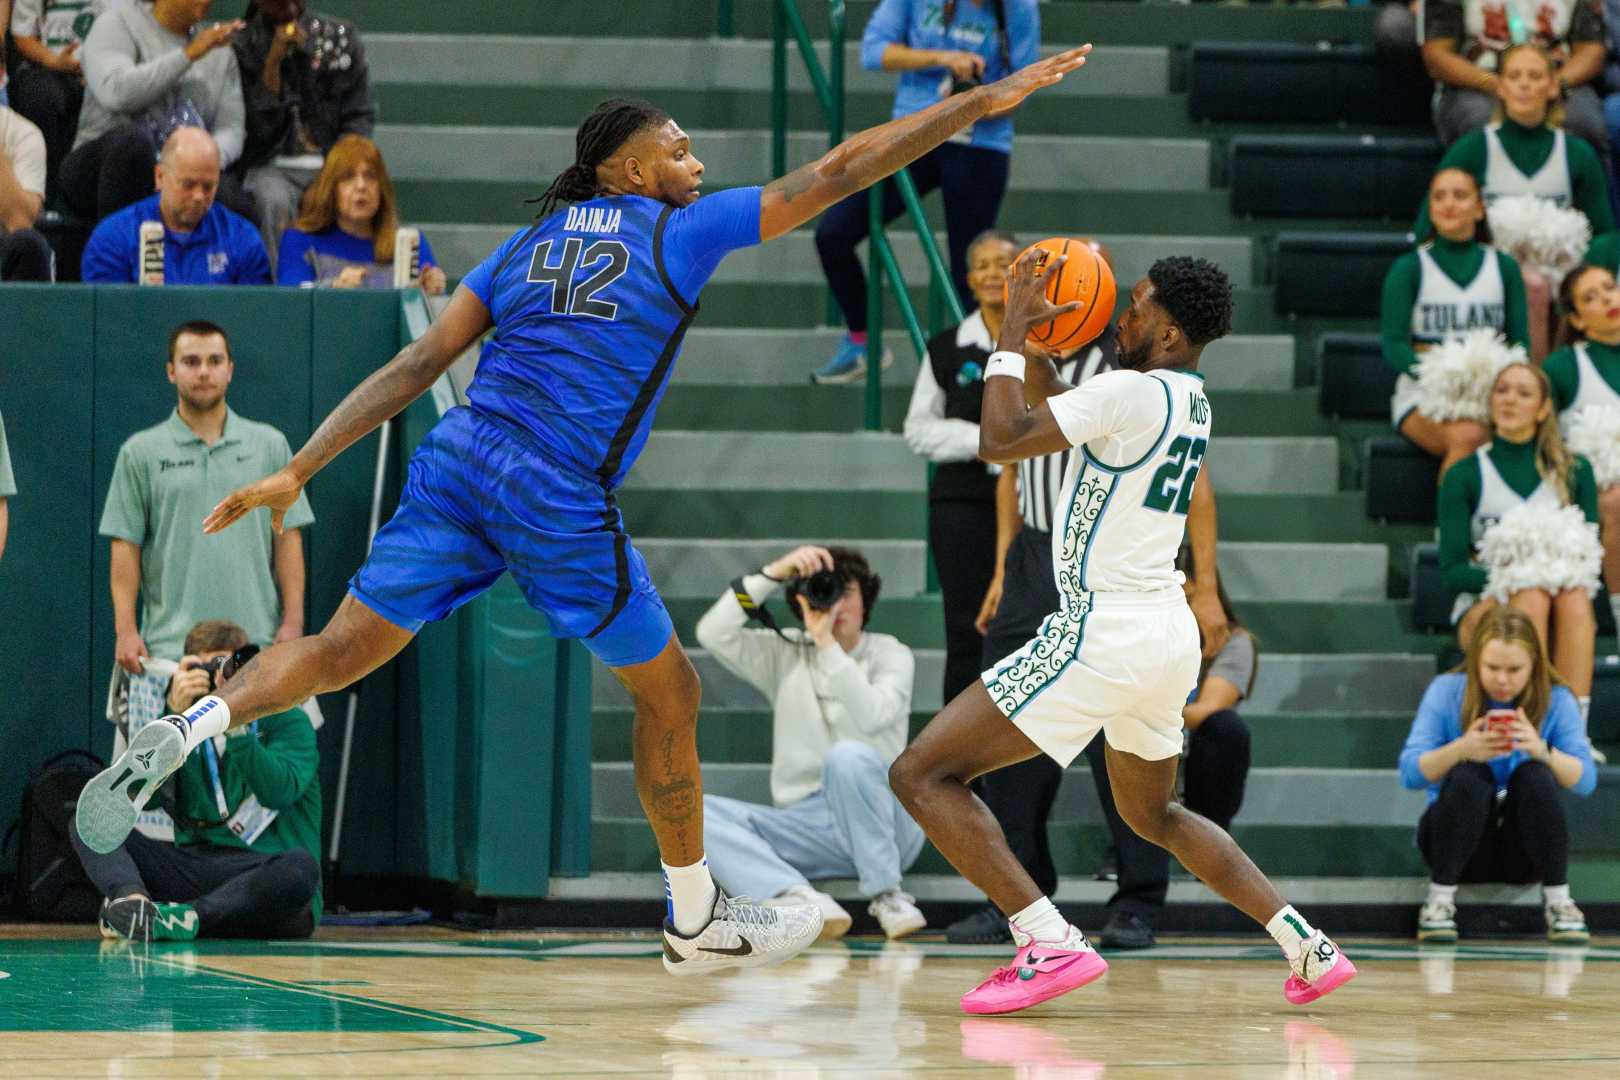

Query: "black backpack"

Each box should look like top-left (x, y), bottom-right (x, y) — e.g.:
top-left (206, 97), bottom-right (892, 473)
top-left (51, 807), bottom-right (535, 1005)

top-left (13, 750), bottom-right (105, 922)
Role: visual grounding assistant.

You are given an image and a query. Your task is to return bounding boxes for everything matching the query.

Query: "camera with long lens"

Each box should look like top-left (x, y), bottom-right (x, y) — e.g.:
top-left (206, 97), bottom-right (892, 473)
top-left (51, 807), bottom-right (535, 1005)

top-left (795, 569), bottom-right (849, 612)
top-left (192, 643), bottom-right (262, 692)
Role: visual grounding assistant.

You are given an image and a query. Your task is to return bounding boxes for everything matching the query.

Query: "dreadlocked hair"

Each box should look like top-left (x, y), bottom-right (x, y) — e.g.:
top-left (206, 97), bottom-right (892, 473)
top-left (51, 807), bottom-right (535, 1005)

top-left (1147, 256), bottom-right (1234, 348)
top-left (532, 97), bottom-right (672, 219)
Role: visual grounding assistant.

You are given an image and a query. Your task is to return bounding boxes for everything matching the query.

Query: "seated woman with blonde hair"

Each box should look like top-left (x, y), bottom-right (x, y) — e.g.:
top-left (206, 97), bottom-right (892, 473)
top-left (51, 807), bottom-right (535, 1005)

top-left (276, 134), bottom-right (446, 293)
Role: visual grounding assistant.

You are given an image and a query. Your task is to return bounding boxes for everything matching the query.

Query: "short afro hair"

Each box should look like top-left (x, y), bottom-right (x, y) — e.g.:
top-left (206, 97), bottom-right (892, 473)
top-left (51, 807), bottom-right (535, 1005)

top-left (1147, 256), bottom-right (1233, 348)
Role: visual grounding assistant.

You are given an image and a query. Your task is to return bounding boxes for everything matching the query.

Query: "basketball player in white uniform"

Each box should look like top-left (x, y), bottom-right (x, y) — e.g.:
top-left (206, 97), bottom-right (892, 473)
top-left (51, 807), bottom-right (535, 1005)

top-left (890, 249), bottom-right (1358, 1015)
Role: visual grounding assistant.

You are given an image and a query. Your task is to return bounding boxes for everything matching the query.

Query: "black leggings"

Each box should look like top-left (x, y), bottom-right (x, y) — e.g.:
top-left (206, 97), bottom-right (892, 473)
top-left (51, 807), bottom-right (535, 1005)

top-left (0, 229), bottom-right (55, 282)
top-left (1184, 709), bottom-right (1252, 832)
top-left (814, 141), bottom-right (1011, 333)
top-left (928, 497), bottom-right (999, 704)
top-left (71, 827), bottom-right (319, 938)
top-left (1418, 759), bottom-right (1569, 887)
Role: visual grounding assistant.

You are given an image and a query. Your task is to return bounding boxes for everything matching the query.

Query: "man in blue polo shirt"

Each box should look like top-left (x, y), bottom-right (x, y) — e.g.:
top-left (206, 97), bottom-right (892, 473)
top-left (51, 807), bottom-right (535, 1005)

top-left (81, 126), bottom-right (270, 285)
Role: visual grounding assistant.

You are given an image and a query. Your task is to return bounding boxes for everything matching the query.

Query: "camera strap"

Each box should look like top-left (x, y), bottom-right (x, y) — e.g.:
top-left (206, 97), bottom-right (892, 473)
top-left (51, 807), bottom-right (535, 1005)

top-left (730, 575), bottom-right (797, 644)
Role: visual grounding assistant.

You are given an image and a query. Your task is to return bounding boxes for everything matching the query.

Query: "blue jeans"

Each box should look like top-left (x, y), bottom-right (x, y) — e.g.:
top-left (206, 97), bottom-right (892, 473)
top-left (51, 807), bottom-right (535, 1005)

top-left (703, 740), bottom-right (926, 899)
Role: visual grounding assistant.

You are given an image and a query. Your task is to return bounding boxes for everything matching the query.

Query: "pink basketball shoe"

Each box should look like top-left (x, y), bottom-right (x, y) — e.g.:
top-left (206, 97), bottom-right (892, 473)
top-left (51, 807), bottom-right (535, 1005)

top-left (960, 924), bottom-right (1108, 1015)
top-left (1283, 931), bottom-right (1358, 1005)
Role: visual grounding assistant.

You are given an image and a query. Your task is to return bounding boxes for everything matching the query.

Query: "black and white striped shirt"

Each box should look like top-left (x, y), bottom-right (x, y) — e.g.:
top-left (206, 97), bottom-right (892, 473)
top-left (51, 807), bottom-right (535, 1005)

top-left (1017, 334), bottom-right (1117, 532)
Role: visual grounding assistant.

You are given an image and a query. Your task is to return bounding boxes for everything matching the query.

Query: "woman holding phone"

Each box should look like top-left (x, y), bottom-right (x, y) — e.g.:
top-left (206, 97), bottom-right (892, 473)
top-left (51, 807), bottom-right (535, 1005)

top-left (1398, 606), bottom-right (1596, 944)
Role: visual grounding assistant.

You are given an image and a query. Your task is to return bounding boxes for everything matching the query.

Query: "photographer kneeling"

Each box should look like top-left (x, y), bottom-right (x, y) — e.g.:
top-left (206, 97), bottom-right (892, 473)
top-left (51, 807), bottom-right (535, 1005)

top-left (73, 620), bottom-right (322, 942)
top-left (696, 545), bottom-right (925, 939)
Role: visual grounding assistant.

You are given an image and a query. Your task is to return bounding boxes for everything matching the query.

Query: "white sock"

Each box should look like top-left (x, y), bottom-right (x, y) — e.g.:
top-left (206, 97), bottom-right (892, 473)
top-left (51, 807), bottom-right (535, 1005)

top-left (177, 695), bottom-right (231, 750)
top-left (1544, 883), bottom-right (1572, 907)
top-left (1426, 882), bottom-right (1458, 907)
top-left (1009, 895), bottom-right (1069, 944)
top-left (1266, 904), bottom-right (1316, 962)
top-left (662, 858), bottom-right (717, 936)
top-left (1578, 696), bottom-right (1591, 725)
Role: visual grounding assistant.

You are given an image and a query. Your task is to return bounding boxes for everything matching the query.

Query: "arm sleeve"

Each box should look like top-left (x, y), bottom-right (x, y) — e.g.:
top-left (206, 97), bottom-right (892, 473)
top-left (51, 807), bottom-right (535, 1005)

top-left (1422, 0), bottom-right (1464, 42)
top-left (1006, 0), bottom-right (1040, 71)
top-left (1399, 678), bottom-right (1459, 788)
top-left (809, 637), bottom-right (915, 750)
top-left (860, 0), bottom-right (911, 71)
top-left (10, 0), bottom-right (41, 38)
top-left (79, 218), bottom-right (135, 284)
top-left (660, 185), bottom-right (763, 304)
top-left (210, 51), bottom-right (247, 168)
top-left (1573, 456), bottom-right (1600, 522)
top-left (1569, 138), bottom-right (1616, 234)
top-left (1543, 347), bottom-right (1579, 410)
top-left (1545, 689), bottom-right (1598, 795)
top-left (1380, 253), bottom-right (1421, 376)
top-left (81, 12), bottom-right (193, 116)
top-left (270, 431), bottom-right (316, 529)
top-left (902, 351), bottom-right (980, 462)
top-left (1500, 253), bottom-right (1530, 349)
top-left (1437, 458), bottom-right (1489, 596)
top-left (460, 228), bottom-right (525, 311)
top-left (1045, 371), bottom-right (1162, 450)
top-left (1205, 631), bottom-right (1256, 700)
top-left (277, 230), bottom-right (316, 286)
top-left (1569, 0), bottom-right (1605, 42)
top-left (98, 442), bottom-right (148, 544)
top-left (230, 711), bottom-right (318, 811)
top-left (693, 573), bottom-right (792, 698)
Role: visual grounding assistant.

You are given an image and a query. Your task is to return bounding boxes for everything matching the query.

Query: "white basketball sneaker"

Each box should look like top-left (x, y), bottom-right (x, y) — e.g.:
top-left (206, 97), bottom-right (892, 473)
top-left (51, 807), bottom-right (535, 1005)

top-left (869, 889), bottom-right (927, 940)
top-left (768, 884), bottom-right (852, 940)
top-left (75, 717), bottom-right (189, 854)
top-left (662, 889), bottom-right (823, 976)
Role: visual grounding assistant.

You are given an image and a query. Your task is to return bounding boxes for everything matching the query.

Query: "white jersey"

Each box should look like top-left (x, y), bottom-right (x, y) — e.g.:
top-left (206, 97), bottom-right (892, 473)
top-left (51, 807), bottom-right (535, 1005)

top-left (1566, 343), bottom-right (1620, 416)
top-left (1411, 244), bottom-right (1506, 346)
top-left (1045, 367), bottom-right (1211, 601)
top-left (1483, 124), bottom-right (1572, 207)
top-left (1471, 445), bottom-right (1557, 547)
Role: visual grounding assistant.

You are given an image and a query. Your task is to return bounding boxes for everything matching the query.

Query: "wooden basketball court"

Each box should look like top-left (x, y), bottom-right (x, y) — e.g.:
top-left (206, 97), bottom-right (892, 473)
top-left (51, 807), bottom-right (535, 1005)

top-left (0, 925), bottom-right (1614, 1077)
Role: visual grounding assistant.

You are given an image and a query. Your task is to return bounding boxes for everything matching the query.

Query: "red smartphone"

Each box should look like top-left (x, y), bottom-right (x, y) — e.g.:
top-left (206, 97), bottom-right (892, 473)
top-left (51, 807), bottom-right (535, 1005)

top-left (1485, 708), bottom-right (1517, 746)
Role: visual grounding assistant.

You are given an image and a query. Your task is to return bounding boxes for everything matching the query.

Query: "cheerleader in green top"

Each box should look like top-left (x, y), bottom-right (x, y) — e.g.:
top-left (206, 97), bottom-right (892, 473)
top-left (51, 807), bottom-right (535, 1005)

top-left (1544, 262), bottom-right (1620, 631)
top-left (1439, 362), bottom-right (1598, 706)
top-left (1382, 167), bottom-right (1529, 475)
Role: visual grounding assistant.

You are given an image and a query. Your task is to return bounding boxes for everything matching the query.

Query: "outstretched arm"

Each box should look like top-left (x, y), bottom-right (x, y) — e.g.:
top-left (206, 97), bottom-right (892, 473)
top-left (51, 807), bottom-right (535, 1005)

top-left (203, 286), bottom-right (493, 534)
top-left (757, 44), bottom-right (1091, 242)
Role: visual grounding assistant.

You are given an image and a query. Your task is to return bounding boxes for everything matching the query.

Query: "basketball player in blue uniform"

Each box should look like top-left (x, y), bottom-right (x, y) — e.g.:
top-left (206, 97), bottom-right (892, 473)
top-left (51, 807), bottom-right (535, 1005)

top-left (75, 45), bottom-right (1093, 973)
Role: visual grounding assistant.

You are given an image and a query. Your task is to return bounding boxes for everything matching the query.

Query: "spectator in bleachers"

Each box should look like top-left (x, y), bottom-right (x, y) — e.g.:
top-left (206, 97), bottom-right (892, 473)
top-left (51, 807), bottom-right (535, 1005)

top-left (0, 409), bottom-right (13, 564)
top-left (234, 0), bottom-right (375, 271)
top-left (1175, 546), bottom-right (1254, 838)
top-left (1375, 1), bottom-right (1424, 68)
top-left (1383, 167), bottom-right (1529, 473)
top-left (100, 319), bottom-right (313, 677)
top-left (1421, 0), bottom-right (1609, 155)
top-left (1544, 261), bottom-right (1620, 633)
top-left (694, 544), bottom-right (926, 942)
top-left (8, 0), bottom-right (106, 202)
top-left (61, 0), bottom-right (252, 224)
top-left (1438, 361), bottom-right (1598, 711)
top-left (71, 617), bottom-right (323, 941)
top-left (1415, 44), bottom-right (1616, 240)
top-left (1399, 605), bottom-right (1596, 944)
top-left (81, 125), bottom-right (269, 283)
top-left (903, 227), bottom-right (1016, 705)
top-left (276, 134), bottom-right (445, 292)
top-left (1, 97), bottom-right (52, 280)
top-left (809, 0), bottom-right (1038, 384)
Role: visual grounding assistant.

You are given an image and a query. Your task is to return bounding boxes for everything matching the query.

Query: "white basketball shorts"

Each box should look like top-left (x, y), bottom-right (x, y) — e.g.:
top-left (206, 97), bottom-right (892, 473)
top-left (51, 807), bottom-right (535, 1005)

top-left (980, 587), bottom-right (1201, 765)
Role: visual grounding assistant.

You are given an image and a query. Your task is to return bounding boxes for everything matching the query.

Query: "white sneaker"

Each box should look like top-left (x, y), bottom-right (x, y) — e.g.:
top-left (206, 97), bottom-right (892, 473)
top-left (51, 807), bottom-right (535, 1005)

top-left (1417, 899), bottom-right (1458, 943)
top-left (1546, 899), bottom-right (1590, 944)
top-left (868, 889), bottom-right (926, 940)
top-left (662, 889), bottom-right (823, 976)
top-left (75, 717), bottom-right (188, 854)
top-left (768, 884), bottom-right (851, 940)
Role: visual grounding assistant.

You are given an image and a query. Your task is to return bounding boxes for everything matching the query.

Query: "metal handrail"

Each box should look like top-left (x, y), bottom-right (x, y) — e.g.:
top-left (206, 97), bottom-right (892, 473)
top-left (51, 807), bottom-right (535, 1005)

top-left (771, 1), bottom-right (845, 176)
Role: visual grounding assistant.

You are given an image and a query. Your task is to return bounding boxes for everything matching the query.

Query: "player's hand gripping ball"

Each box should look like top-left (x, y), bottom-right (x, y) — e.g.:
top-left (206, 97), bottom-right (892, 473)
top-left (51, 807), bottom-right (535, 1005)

top-left (1004, 237), bottom-right (1116, 350)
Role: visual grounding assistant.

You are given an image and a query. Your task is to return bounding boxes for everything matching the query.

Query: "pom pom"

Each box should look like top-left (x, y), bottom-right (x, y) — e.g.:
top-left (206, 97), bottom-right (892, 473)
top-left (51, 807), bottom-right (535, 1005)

top-left (1486, 194), bottom-right (1592, 281)
top-left (1412, 329), bottom-right (1526, 423)
top-left (1480, 501), bottom-right (1603, 603)
top-left (1563, 405), bottom-right (1620, 489)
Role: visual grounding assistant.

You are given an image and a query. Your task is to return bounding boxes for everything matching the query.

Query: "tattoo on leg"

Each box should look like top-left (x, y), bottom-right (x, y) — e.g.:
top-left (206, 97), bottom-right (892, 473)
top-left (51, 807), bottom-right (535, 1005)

top-left (651, 779), bottom-right (697, 823)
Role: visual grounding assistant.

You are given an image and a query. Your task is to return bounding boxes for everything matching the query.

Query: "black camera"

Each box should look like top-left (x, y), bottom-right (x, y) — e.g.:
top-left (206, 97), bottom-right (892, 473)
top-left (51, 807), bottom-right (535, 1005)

top-left (949, 75), bottom-right (982, 96)
top-left (190, 643), bottom-right (261, 692)
top-left (795, 569), bottom-right (848, 612)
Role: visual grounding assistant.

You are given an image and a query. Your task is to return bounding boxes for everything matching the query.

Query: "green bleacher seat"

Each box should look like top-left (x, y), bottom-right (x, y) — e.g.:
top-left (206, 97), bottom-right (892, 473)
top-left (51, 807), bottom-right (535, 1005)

top-left (1187, 42), bottom-right (1429, 126)
top-left (1318, 332), bottom-right (1395, 419)
top-left (1365, 434), bottom-right (1438, 523)
top-left (1229, 135), bottom-right (1439, 218)
top-left (1409, 544), bottom-right (1450, 631)
top-left (1274, 232), bottom-right (1410, 317)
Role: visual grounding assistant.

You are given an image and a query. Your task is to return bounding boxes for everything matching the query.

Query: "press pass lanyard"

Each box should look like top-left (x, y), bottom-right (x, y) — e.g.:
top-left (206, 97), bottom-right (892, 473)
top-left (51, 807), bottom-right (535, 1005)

top-left (198, 722), bottom-right (258, 820)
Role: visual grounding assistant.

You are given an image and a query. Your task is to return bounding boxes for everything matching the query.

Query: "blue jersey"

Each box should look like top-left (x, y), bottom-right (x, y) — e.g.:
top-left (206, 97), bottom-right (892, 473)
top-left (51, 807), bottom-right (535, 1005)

top-left (462, 187), bottom-right (762, 487)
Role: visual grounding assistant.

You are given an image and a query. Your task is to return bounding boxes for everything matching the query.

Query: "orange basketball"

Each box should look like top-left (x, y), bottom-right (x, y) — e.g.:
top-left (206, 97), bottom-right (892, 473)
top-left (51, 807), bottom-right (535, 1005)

top-left (1004, 237), bottom-right (1116, 351)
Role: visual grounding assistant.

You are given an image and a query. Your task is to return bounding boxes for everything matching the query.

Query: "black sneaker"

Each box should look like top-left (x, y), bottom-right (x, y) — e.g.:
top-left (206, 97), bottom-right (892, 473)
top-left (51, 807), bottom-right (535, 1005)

top-left (1098, 909), bottom-right (1156, 950)
top-left (945, 904), bottom-right (1013, 945)
top-left (99, 895), bottom-right (158, 943)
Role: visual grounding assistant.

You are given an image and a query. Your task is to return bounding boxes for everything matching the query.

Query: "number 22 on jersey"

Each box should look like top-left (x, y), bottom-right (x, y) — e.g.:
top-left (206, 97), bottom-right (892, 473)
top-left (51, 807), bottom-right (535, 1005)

top-left (1143, 434), bottom-right (1206, 516)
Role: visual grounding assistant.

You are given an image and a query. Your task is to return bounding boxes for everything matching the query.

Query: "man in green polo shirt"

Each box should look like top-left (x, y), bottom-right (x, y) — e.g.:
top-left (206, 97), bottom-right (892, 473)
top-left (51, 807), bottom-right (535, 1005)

top-left (0, 408), bottom-right (14, 563)
top-left (100, 319), bottom-right (314, 673)
top-left (72, 618), bottom-right (322, 941)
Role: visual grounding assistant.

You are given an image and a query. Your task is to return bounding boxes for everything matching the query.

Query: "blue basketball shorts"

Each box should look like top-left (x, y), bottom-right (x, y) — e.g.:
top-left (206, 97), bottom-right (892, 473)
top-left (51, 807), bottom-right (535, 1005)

top-left (349, 406), bottom-right (673, 668)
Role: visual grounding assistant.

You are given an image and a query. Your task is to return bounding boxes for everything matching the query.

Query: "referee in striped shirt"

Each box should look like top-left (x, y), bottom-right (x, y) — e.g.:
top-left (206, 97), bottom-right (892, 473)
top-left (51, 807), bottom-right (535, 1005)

top-left (946, 314), bottom-right (1230, 949)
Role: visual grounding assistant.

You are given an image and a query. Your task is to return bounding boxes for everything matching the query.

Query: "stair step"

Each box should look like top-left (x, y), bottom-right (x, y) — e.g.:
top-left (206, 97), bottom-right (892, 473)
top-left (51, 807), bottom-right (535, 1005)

top-left (591, 649), bottom-right (1437, 713)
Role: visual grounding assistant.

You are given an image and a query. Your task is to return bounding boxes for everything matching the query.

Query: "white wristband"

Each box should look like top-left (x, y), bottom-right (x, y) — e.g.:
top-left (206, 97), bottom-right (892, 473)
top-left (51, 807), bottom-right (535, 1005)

top-left (985, 350), bottom-right (1026, 382)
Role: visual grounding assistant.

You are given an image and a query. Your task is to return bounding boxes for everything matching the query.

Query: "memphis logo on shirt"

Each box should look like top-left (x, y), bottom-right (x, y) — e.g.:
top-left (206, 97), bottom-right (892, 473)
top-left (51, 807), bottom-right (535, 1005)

top-left (1417, 301), bottom-right (1504, 337)
top-left (564, 205), bottom-right (624, 234)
